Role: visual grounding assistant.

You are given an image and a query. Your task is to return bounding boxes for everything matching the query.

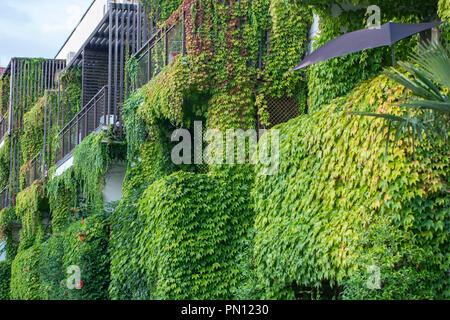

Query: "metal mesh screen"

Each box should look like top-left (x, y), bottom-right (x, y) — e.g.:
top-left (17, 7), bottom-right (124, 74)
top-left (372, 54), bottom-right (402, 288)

top-left (258, 95), bottom-right (301, 131)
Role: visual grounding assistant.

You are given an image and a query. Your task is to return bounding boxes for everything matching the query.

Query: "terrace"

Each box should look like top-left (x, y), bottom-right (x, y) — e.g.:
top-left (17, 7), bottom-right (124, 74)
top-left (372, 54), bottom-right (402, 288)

top-left (54, 2), bottom-right (148, 169)
top-left (132, 19), bottom-right (184, 88)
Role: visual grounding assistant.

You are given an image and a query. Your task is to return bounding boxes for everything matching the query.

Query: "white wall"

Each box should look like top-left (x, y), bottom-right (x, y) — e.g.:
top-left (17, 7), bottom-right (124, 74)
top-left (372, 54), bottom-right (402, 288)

top-left (102, 161), bottom-right (126, 203)
top-left (308, 13), bottom-right (320, 55)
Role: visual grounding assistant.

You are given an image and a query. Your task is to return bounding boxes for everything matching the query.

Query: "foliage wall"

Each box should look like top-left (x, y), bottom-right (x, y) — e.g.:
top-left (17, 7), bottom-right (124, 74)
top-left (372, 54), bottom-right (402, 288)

top-left (0, 74), bottom-right (10, 117)
top-left (59, 67), bottom-right (82, 124)
top-left (0, 137), bottom-right (10, 188)
top-left (439, 0), bottom-right (450, 42)
top-left (134, 168), bottom-right (253, 299)
top-left (7, 125), bottom-right (123, 299)
top-left (20, 97), bottom-right (46, 163)
top-left (15, 182), bottom-right (48, 253)
top-left (2, 0), bottom-right (447, 301)
top-left (111, 0), bottom-right (447, 300)
top-left (254, 0), bottom-right (312, 126)
top-left (141, 0), bottom-right (183, 24)
top-left (135, 0), bottom-right (313, 131)
top-left (48, 130), bottom-right (126, 234)
top-left (109, 86), bottom-right (179, 299)
top-left (10, 245), bottom-right (41, 300)
top-left (251, 74), bottom-right (449, 299)
top-left (110, 0), bottom-right (280, 296)
top-left (0, 261), bottom-right (11, 300)
top-left (9, 59), bottom-right (49, 133)
top-left (39, 211), bottom-right (110, 300)
top-left (307, 1), bottom-right (439, 112)
top-left (0, 207), bottom-right (19, 261)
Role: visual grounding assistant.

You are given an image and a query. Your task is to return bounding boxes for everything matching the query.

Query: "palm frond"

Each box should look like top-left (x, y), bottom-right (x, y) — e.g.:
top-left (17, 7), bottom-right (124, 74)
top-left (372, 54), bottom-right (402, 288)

top-left (384, 67), bottom-right (441, 101)
top-left (401, 100), bottom-right (450, 113)
top-left (409, 40), bottom-right (450, 89)
top-left (351, 111), bottom-right (408, 122)
top-left (398, 61), bottom-right (445, 100)
top-left (354, 40), bottom-right (449, 158)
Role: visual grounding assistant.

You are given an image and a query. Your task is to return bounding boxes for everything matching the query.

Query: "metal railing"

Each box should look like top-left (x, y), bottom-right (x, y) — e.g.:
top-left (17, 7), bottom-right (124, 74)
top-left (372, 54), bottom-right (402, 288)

top-left (55, 86), bottom-right (111, 165)
top-left (0, 117), bottom-right (8, 144)
top-left (0, 186), bottom-right (10, 210)
top-left (133, 22), bottom-right (184, 89)
top-left (23, 152), bottom-right (43, 188)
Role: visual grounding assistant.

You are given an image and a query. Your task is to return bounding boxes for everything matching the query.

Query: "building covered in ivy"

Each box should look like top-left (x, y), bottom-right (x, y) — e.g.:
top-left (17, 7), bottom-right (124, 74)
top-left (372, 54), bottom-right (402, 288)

top-left (0, 0), bottom-right (449, 300)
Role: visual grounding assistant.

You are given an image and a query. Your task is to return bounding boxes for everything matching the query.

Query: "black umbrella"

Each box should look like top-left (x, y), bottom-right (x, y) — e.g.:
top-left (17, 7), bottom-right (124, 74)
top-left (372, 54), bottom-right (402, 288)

top-left (291, 21), bottom-right (443, 71)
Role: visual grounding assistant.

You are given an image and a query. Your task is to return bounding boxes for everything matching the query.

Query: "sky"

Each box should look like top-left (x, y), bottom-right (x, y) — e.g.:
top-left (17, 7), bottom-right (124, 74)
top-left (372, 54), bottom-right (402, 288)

top-left (0, 0), bottom-right (93, 67)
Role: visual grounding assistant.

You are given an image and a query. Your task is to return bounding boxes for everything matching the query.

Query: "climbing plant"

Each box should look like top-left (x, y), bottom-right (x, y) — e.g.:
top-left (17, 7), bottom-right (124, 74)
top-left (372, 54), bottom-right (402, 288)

top-left (109, 81), bottom-right (183, 299)
top-left (0, 261), bottom-right (11, 300)
top-left (4, 0), bottom-right (447, 301)
top-left (35, 208), bottom-right (111, 300)
top-left (0, 137), bottom-right (10, 188)
top-left (141, 0), bottom-right (184, 25)
top-left (251, 73), bottom-right (449, 299)
top-left (59, 211), bottom-right (111, 300)
top-left (438, 0), bottom-right (450, 42)
top-left (10, 244), bottom-right (42, 300)
top-left (0, 74), bottom-right (10, 117)
top-left (58, 67), bottom-right (82, 124)
top-left (254, 0), bottom-right (312, 126)
top-left (20, 97), bottom-right (45, 163)
top-left (135, 169), bottom-right (253, 299)
top-left (48, 130), bottom-right (126, 226)
top-left (0, 206), bottom-right (19, 261)
top-left (15, 182), bottom-right (49, 253)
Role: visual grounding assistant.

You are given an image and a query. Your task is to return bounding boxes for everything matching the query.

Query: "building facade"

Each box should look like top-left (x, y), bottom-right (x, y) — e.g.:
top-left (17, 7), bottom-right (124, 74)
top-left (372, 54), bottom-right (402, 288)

top-left (0, 0), bottom-right (448, 301)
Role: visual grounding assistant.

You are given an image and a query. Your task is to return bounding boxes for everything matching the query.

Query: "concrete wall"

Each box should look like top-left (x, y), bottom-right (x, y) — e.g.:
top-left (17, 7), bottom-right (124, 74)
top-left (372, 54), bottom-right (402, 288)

top-left (102, 161), bottom-right (126, 203)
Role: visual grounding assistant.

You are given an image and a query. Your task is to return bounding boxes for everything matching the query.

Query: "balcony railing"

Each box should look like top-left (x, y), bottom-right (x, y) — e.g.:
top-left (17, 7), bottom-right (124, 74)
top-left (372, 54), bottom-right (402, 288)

top-left (133, 22), bottom-right (184, 89)
top-left (23, 152), bottom-right (43, 189)
top-left (0, 117), bottom-right (8, 144)
top-left (0, 186), bottom-right (10, 210)
top-left (55, 85), bottom-right (115, 165)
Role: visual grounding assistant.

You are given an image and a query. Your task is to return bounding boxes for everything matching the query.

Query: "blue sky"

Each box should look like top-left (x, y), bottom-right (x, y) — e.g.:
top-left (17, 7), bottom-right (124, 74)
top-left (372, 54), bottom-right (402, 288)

top-left (0, 0), bottom-right (93, 67)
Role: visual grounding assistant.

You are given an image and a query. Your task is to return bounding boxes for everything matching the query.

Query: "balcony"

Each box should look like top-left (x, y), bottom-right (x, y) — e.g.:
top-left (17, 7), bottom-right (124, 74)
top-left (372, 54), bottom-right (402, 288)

top-left (133, 21), bottom-right (184, 89)
top-left (56, 1), bottom-right (140, 62)
top-left (0, 186), bottom-right (10, 210)
top-left (52, 2), bottom-right (147, 174)
top-left (0, 117), bottom-right (7, 146)
top-left (21, 152), bottom-right (44, 189)
top-left (55, 85), bottom-right (120, 166)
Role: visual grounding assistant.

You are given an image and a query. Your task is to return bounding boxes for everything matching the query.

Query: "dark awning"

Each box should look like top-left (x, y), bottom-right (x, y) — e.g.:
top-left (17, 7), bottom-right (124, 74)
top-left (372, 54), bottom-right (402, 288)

top-left (292, 21), bottom-right (443, 71)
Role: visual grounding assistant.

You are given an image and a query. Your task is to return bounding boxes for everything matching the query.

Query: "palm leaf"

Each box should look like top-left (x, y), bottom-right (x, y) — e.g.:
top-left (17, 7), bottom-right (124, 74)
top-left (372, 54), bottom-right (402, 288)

top-left (409, 41), bottom-right (450, 89)
top-left (385, 67), bottom-right (440, 101)
top-left (401, 100), bottom-right (450, 113)
top-left (351, 111), bottom-right (409, 122)
top-left (354, 41), bottom-right (449, 158)
top-left (398, 61), bottom-right (445, 100)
